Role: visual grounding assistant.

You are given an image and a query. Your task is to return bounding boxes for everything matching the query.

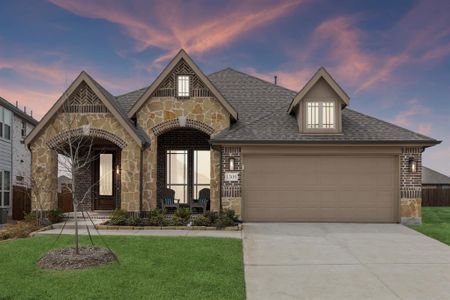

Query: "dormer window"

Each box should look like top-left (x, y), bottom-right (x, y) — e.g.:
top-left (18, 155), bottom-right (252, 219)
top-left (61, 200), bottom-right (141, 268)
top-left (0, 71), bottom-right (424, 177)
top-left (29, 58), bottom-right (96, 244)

top-left (306, 101), bottom-right (335, 129)
top-left (177, 75), bottom-right (190, 97)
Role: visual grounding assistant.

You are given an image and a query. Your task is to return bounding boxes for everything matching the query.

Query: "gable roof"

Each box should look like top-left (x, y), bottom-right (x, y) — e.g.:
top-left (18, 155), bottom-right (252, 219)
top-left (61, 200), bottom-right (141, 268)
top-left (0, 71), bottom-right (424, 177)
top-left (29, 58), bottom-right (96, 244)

top-left (208, 68), bottom-right (440, 145)
top-left (422, 166), bottom-right (450, 185)
top-left (127, 49), bottom-right (238, 119)
top-left (0, 96), bottom-right (38, 126)
top-left (25, 71), bottom-right (147, 147)
top-left (287, 67), bottom-right (350, 114)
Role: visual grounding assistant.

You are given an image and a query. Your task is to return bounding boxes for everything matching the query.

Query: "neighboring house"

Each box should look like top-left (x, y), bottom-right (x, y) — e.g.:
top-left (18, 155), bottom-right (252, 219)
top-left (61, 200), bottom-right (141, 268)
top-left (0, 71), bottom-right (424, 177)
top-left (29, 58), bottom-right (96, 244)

top-left (422, 166), bottom-right (450, 187)
top-left (422, 166), bottom-right (450, 206)
top-left (0, 97), bottom-right (38, 216)
top-left (25, 50), bottom-right (440, 224)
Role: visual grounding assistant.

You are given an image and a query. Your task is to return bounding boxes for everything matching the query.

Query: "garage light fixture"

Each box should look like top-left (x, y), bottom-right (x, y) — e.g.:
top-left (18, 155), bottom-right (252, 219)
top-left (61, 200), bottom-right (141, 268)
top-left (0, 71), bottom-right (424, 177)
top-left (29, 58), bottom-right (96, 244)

top-left (229, 157), bottom-right (235, 171)
top-left (409, 157), bottom-right (417, 173)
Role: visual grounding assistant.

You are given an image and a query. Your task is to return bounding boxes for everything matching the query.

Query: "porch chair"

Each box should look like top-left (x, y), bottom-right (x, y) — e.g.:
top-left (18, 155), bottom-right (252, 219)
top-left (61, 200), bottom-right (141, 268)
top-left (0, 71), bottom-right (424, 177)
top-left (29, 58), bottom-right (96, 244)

top-left (191, 188), bottom-right (210, 214)
top-left (161, 188), bottom-right (180, 212)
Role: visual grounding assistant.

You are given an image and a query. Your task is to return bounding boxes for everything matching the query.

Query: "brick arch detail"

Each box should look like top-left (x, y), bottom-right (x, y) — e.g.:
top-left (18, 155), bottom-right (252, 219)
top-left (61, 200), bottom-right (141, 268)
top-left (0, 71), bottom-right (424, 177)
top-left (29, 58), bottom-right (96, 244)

top-left (47, 126), bottom-right (128, 149)
top-left (152, 118), bottom-right (215, 136)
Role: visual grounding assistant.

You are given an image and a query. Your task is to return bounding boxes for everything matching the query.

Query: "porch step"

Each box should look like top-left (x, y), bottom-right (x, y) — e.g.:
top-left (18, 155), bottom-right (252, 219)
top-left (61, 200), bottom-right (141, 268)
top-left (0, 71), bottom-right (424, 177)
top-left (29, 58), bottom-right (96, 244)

top-left (52, 219), bottom-right (105, 230)
top-left (62, 211), bottom-right (111, 220)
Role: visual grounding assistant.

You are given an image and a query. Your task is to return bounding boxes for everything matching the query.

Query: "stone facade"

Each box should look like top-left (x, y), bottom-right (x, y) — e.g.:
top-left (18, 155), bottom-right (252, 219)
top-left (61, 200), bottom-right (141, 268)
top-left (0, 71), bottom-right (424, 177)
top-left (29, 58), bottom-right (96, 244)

top-left (221, 147), bottom-right (242, 218)
top-left (30, 112), bottom-right (141, 211)
top-left (136, 97), bottom-right (230, 211)
top-left (400, 147), bottom-right (423, 224)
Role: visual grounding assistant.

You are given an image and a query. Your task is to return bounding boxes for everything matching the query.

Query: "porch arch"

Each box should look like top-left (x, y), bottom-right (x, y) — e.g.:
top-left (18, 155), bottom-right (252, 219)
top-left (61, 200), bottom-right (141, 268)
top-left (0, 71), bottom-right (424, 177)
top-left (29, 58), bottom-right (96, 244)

top-left (47, 126), bottom-right (128, 149)
top-left (152, 118), bottom-right (215, 136)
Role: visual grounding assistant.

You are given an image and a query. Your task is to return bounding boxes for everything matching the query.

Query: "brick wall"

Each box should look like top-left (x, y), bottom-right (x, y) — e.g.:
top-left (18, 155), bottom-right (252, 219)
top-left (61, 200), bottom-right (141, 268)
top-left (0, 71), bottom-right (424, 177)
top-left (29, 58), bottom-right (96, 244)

top-left (400, 147), bottom-right (422, 197)
top-left (400, 147), bottom-right (423, 224)
top-left (221, 147), bottom-right (242, 217)
top-left (221, 147), bottom-right (241, 197)
top-left (74, 165), bottom-right (92, 211)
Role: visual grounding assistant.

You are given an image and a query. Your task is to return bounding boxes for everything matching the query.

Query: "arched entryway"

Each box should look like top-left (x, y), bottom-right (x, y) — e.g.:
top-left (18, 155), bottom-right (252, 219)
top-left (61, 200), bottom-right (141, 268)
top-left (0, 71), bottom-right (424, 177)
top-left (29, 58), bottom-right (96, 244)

top-left (47, 127), bottom-right (125, 211)
top-left (156, 128), bottom-right (211, 210)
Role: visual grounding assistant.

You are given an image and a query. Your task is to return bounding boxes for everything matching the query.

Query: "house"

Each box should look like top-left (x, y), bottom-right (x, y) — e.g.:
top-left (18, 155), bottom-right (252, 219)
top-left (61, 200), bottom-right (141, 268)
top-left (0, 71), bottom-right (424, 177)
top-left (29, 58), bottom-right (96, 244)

top-left (0, 97), bottom-right (38, 217)
top-left (24, 50), bottom-right (440, 224)
top-left (422, 166), bottom-right (450, 206)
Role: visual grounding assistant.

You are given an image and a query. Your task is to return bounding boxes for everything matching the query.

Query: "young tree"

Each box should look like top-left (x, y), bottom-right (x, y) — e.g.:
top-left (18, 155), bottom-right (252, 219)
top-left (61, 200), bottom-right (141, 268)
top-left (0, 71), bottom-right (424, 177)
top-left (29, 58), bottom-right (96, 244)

top-left (52, 112), bottom-right (99, 254)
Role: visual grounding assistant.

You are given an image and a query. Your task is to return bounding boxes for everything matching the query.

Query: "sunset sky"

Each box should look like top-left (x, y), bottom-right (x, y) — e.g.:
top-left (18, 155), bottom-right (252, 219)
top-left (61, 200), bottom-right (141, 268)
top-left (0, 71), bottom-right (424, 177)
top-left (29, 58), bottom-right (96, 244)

top-left (0, 0), bottom-right (449, 174)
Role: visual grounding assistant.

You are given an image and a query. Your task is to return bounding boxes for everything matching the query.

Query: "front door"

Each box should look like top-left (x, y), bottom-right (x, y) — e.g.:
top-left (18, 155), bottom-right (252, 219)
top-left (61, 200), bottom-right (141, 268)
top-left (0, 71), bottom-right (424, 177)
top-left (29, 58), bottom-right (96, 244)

top-left (93, 151), bottom-right (118, 210)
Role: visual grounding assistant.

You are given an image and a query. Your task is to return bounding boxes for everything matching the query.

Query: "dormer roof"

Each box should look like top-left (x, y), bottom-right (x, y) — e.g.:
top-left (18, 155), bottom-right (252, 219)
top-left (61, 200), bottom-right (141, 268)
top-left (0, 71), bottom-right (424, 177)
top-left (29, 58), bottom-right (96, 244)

top-left (287, 67), bottom-right (350, 114)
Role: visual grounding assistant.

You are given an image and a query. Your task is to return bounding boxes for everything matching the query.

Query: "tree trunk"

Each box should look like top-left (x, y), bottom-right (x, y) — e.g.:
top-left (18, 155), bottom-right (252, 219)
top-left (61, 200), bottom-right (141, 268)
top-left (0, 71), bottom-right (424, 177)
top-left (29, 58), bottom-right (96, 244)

top-left (73, 196), bottom-right (79, 254)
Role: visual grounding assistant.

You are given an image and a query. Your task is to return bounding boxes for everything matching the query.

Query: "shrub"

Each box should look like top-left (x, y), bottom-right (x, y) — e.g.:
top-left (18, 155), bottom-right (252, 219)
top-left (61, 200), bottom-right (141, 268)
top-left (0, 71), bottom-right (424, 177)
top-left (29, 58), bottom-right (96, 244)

top-left (147, 209), bottom-right (167, 226)
top-left (204, 211), bottom-right (219, 225)
top-left (0, 222), bottom-right (40, 240)
top-left (223, 209), bottom-right (239, 222)
top-left (127, 216), bottom-right (142, 226)
top-left (173, 208), bottom-right (191, 225)
top-left (23, 211), bottom-right (37, 224)
top-left (214, 214), bottom-right (236, 228)
top-left (109, 209), bottom-right (128, 225)
top-left (191, 215), bottom-right (211, 226)
top-left (214, 209), bottom-right (238, 228)
top-left (48, 209), bottom-right (64, 224)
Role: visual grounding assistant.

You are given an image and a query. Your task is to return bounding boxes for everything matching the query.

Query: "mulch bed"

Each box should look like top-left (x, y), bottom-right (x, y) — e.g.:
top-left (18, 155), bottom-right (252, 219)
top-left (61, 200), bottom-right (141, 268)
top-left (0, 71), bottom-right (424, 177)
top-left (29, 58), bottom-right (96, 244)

top-left (38, 246), bottom-right (117, 270)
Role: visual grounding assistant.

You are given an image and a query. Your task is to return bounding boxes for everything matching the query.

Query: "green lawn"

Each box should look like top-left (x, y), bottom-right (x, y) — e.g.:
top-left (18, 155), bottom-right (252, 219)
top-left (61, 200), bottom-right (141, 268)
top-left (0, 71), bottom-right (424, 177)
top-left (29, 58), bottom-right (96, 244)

top-left (410, 206), bottom-right (450, 246)
top-left (0, 235), bottom-right (245, 300)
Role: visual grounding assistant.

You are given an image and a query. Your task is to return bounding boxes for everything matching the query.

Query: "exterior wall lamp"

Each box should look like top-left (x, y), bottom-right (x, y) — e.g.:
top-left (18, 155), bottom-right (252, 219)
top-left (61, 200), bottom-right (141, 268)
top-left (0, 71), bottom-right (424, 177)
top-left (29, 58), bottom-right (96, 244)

top-left (116, 164), bottom-right (120, 175)
top-left (229, 157), bottom-right (235, 171)
top-left (409, 157), bottom-right (417, 173)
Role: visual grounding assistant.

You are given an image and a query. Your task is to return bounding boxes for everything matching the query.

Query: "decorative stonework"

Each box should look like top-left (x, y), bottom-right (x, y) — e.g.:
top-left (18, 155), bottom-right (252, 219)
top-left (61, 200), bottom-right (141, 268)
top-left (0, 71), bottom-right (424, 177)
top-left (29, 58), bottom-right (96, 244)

top-left (47, 127), bottom-right (128, 149)
top-left (62, 81), bottom-right (108, 113)
top-left (136, 96), bottom-right (230, 211)
top-left (153, 58), bottom-right (213, 98)
top-left (222, 197), bottom-right (242, 217)
top-left (30, 112), bottom-right (141, 211)
top-left (400, 147), bottom-right (423, 224)
top-left (152, 118), bottom-right (215, 136)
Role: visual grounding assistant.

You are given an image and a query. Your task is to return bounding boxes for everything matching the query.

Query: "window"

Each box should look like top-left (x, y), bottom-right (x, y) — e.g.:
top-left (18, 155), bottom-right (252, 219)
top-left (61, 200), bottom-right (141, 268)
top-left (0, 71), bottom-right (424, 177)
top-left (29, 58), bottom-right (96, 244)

top-left (0, 171), bottom-right (11, 207)
top-left (0, 107), bottom-right (11, 140)
top-left (99, 154), bottom-right (113, 196)
top-left (177, 75), bottom-right (190, 97)
top-left (306, 101), bottom-right (335, 129)
top-left (166, 150), bottom-right (188, 203)
top-left (194, 150), bottom-right (210, 199)
top-left (21, 120), bottom-right (27, 137)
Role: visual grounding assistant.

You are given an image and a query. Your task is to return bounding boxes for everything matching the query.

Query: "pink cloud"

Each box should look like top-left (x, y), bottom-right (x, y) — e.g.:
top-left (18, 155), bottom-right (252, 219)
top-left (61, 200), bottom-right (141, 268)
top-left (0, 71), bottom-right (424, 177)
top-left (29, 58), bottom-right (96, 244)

top-left (49, 0), bottom-right (303, 66)
top-left (392, 99), bottom-right (431, 127)
top-left (0, 86), bottom-right (61, 120)
top-left (306, 16), bottom-right (375, 86)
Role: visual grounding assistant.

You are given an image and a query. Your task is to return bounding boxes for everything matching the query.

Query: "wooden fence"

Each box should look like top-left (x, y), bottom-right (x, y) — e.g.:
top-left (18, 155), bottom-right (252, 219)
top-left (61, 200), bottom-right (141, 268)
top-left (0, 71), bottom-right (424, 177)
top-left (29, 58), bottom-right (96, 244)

top-left (12, 186), bottom-right (31, 220)
top-left (422, 185), bottom-right (450, 206)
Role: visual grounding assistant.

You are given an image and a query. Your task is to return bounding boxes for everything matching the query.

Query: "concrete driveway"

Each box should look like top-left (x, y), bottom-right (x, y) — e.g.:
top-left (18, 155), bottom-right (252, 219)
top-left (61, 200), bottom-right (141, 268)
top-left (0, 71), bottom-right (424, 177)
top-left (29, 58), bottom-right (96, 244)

top-left (243, 223), bottom-right (450, 300)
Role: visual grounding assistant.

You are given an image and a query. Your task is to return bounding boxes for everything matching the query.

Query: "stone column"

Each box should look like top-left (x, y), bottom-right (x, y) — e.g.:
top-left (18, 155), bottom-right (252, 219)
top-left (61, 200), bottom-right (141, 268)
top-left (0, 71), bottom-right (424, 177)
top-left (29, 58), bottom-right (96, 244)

top-left (400, 147), bottom-right (422, 225)
top-left (210, 147), bottom-right (221, 211)
top-left (31, 146), bottom-right (58, 211)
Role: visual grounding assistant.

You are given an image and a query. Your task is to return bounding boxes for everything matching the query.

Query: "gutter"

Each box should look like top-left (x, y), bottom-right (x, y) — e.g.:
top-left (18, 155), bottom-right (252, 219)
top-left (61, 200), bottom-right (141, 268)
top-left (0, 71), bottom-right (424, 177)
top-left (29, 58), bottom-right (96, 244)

top-left (209, 139), bottom-right (442, 147)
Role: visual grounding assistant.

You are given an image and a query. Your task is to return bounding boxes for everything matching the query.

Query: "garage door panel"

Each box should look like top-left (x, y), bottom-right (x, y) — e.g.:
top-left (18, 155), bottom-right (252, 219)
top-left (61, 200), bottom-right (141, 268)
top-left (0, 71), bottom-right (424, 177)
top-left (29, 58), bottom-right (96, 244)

top-left (243, 155), bottom-right (398, 222)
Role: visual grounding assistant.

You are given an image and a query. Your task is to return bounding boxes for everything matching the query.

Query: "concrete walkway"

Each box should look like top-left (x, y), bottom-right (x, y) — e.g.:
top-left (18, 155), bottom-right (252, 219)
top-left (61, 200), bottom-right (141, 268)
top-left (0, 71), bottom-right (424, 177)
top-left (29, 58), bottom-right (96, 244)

top-left (243, 223), bottom-right (450, 300)
top-left (36, 228), bottom-right (242, 239)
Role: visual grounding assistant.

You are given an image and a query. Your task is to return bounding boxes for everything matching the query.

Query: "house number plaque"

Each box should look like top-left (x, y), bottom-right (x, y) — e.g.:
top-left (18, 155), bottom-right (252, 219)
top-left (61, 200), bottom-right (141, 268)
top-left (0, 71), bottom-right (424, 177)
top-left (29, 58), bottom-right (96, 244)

top-left (224, 172), bottom-right (239, 182)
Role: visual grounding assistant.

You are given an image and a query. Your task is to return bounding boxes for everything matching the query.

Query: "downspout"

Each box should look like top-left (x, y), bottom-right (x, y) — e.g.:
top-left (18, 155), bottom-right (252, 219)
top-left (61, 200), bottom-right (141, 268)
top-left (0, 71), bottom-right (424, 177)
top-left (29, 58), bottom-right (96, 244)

top-left (139, 145), bottom-right (145, 214)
